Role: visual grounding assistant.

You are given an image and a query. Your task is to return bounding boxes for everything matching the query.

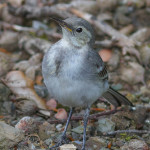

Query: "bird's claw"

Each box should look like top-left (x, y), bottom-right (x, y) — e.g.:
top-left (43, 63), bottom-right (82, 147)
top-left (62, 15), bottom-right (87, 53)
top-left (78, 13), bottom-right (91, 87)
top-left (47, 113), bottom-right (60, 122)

top-left (49, 135), bottom-right (69, 150)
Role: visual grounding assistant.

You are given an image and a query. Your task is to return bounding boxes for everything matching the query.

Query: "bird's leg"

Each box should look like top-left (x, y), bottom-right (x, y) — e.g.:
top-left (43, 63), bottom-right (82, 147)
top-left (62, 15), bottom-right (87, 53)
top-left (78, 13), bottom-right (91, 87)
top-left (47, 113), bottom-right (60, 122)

top-left (82, 106), bottom-right (90, 150)
top-left (50, 107), bottom-right (74, 150)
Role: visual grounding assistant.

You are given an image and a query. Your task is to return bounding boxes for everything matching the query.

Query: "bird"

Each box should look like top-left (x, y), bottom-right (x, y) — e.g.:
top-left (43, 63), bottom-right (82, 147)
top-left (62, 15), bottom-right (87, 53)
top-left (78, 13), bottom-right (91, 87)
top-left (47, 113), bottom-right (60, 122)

top-left (42, 17), bottom-right (133, 150)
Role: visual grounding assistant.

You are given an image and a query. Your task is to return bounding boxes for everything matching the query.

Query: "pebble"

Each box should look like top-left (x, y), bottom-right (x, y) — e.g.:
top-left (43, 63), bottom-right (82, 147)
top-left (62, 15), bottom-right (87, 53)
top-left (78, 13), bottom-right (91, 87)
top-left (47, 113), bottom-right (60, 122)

top-left (0, 83), bottom-right (11, 102)
top-left (121, 139), bottom-right (149, 150)
top-left (97, 118), bottom-right (115, 133)
top-left (56, 124), bottom-right (63, 131)
top-left (0, 121), bottom-right (24, 149)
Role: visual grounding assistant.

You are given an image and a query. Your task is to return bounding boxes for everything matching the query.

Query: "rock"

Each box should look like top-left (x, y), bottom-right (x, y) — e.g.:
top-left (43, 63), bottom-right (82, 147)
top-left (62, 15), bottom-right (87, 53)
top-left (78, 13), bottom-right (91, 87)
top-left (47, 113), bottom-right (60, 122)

top-left (56, 124), bottom-right (63, 132)
top-left (0, 121), bottom-right (24, 149)
top-left (1, 6), bottom-right (23, 25)
top-left (44, 138), bottom-right (53, 146)
top-left (13, 53), bottom-right (42, 80)
top-left (96, 0), bottom-right (118, 10)
top-left (8, 0), bottom-right (24, 7)
top-left (100, 148), bottom-right (110, 150)
top-left (15, 99), bottom-right (37, 115)
top-left (86, 137), bottom-right (108, 150)
top-left (108, 50), bottom-right (120, 71)
top-left (114, 13), bottom-right (131, 26)
top-left (120, 62), bottom-right (145, 84)
top-left (121, 0), bottom-right (145, 8)
top-left (3, 101), bottom-right (13, 114)
top-left (97, 118), bottom-right (115, 133)
top-left (72, 125), bottom-right (90, 134)
top-left (72, 125), bottom-right (84, 134)
top-left (0, 52), bottom-right (13, 76)
top-left (111, 111), bottom-right (133, 130)
top-left (121, 139), bottom-right (149, 150)
top-left (60, 144), bottom-right (77, 150)
top-left (0, 83), bottom-right (11, 101)
top-left (140, 45), bottom-right (150, 67)
top-left (71, 132), bottom-right (81, 141)
top-left (71, 1), bottom-right (99, 14)
top-left (97, 102), bottom-right (106, 109)
top-left (15, 116), bottom-right (37, 134)
top-left (130, 28), bottom-right (150, 43)
top-left (38, 122), bottom-right (55, 140)
top-left (0, 31), bottom-right (19, 51)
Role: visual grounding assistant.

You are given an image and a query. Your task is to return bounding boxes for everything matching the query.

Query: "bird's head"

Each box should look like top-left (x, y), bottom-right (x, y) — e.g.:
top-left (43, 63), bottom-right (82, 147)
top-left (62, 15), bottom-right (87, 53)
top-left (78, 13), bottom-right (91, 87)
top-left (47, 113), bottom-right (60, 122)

top-left (52, 17), bottom-right (95, 48)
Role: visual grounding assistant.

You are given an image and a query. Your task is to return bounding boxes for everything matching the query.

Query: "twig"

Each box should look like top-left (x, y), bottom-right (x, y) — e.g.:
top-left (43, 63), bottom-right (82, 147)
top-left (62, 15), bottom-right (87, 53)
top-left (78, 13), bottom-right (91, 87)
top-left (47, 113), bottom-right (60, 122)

top-left (8, 4), bottom-right (72, 19)
top-left (104, 130), bottom-right (150, 136)
top-left (0, 21), bottom-right (62, 39)
top-left (95, 40), bottom-right (117, 48)
top-left (48, 109), bottom-right (119, 124)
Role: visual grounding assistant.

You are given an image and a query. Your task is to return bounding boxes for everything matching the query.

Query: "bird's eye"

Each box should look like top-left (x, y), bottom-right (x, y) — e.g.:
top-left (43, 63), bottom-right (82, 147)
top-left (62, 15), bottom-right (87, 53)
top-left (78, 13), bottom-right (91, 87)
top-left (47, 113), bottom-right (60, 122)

top-left (76, 28), bottom-right (82, 33)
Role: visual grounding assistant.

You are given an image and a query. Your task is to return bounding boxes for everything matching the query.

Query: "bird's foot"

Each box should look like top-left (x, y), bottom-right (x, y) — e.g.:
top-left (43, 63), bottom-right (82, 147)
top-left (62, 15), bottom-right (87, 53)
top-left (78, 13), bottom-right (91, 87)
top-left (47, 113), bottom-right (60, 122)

top-left (49, 135), bottom-right (69, 150)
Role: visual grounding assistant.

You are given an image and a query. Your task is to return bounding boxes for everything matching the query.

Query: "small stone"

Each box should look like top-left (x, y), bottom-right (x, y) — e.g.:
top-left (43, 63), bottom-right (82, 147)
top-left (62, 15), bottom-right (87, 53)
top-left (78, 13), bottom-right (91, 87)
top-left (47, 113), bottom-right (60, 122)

top-left (15, 116), bottom-right (37, 133)
top-left (0, 31), bottom-right (19, 51)
top-left (97, 118), bottom-right (115, 133)
top-left (38, 121), bottom-right (54, 140)
top-left (15, 99), bottom-right (37, 115)
top-left (0, 52), bottom-right (13, 76)
top-left (86, 137), bottom-right (108, 149)
top-left (71, 132), bottom-right (81, 141)
top-left (97, 102), bottom-right (106, 109)
top-left (2, 101), bottom-right (13, 114)
top-left (108, 50), bottom-right (120, 71)
top-left (72, 125), bottom-right (89, 134)
top-left (0, 121), bottom-right (24, 149)
top-left (100, 148), bottom-right (110, 150)
top-left (121, 139), bottom-right (149, 150)
top-left (0, 83), bottom-right (11, 101)
top-left (56, 124), bottom-right (63, 132)
top-left (60, 144), bottom-right (77, 150)
top-left (44, 138), bottom-right (53, 146)
top-left (111, 111), bottom-right (131, 130)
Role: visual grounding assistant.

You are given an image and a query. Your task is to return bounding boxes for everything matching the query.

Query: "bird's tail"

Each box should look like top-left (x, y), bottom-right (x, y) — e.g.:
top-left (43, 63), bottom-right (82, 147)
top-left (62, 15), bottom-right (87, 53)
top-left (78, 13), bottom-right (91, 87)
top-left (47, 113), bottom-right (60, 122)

top-left (102, 87), bottom-right (133, 108)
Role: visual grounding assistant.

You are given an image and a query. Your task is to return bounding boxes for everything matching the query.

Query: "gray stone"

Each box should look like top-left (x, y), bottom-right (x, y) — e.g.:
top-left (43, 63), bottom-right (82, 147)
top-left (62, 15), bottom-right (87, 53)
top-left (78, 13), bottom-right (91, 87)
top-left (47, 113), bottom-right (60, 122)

top-left (121, 139), bottom-right (149, 150)
top-left (0, 83), bottom-right (11, 101)
top-left (97, 118), bottom-right (115, 133)
top-left (0, 121), bottom-right (24, 149)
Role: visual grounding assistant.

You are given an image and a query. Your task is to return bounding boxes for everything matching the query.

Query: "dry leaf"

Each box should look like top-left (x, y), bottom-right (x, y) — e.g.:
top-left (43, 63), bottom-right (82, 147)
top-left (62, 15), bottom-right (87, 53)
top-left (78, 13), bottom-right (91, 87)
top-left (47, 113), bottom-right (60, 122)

top-left (4, 71), bottom-right (50, 116)
top-left (55, 108), bottom-right (67, 120)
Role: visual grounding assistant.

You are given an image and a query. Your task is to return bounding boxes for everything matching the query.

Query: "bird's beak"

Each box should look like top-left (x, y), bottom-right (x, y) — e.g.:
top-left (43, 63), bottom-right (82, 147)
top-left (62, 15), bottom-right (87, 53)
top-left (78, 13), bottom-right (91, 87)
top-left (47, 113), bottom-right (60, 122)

top-left (51, 18), bottom-right (72, 32)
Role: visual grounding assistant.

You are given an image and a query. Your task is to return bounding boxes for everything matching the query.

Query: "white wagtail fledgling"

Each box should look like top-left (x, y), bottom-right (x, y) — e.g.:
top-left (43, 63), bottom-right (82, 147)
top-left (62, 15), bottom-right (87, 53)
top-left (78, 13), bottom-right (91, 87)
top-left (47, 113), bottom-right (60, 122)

top-left (42, 17), bottom-right (133, 150)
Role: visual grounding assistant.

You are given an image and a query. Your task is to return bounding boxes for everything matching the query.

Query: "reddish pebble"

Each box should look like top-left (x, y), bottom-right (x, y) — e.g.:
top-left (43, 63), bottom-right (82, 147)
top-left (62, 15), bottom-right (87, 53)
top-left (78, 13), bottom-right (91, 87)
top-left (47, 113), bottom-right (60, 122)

top-left (55, 108), bottom-right (68, 120)
top-left (98, 49), bottom-right (112, 62)
top-left (46, 99), bottom-right (57, 110)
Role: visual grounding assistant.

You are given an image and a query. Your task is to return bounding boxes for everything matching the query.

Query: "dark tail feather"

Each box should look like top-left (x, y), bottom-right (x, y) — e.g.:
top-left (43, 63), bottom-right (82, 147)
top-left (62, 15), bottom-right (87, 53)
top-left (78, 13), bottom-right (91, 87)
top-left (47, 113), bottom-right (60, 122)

top-left (102, 87), bottom-right (133, 108)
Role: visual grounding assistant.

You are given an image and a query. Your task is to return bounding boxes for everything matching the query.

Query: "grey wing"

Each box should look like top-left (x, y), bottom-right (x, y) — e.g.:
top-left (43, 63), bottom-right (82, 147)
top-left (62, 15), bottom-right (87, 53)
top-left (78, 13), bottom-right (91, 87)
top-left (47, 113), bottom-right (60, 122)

top-left (42, 48), bottom-right (62, 79)
top-left (81, 49), bottom-right (108, 81)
